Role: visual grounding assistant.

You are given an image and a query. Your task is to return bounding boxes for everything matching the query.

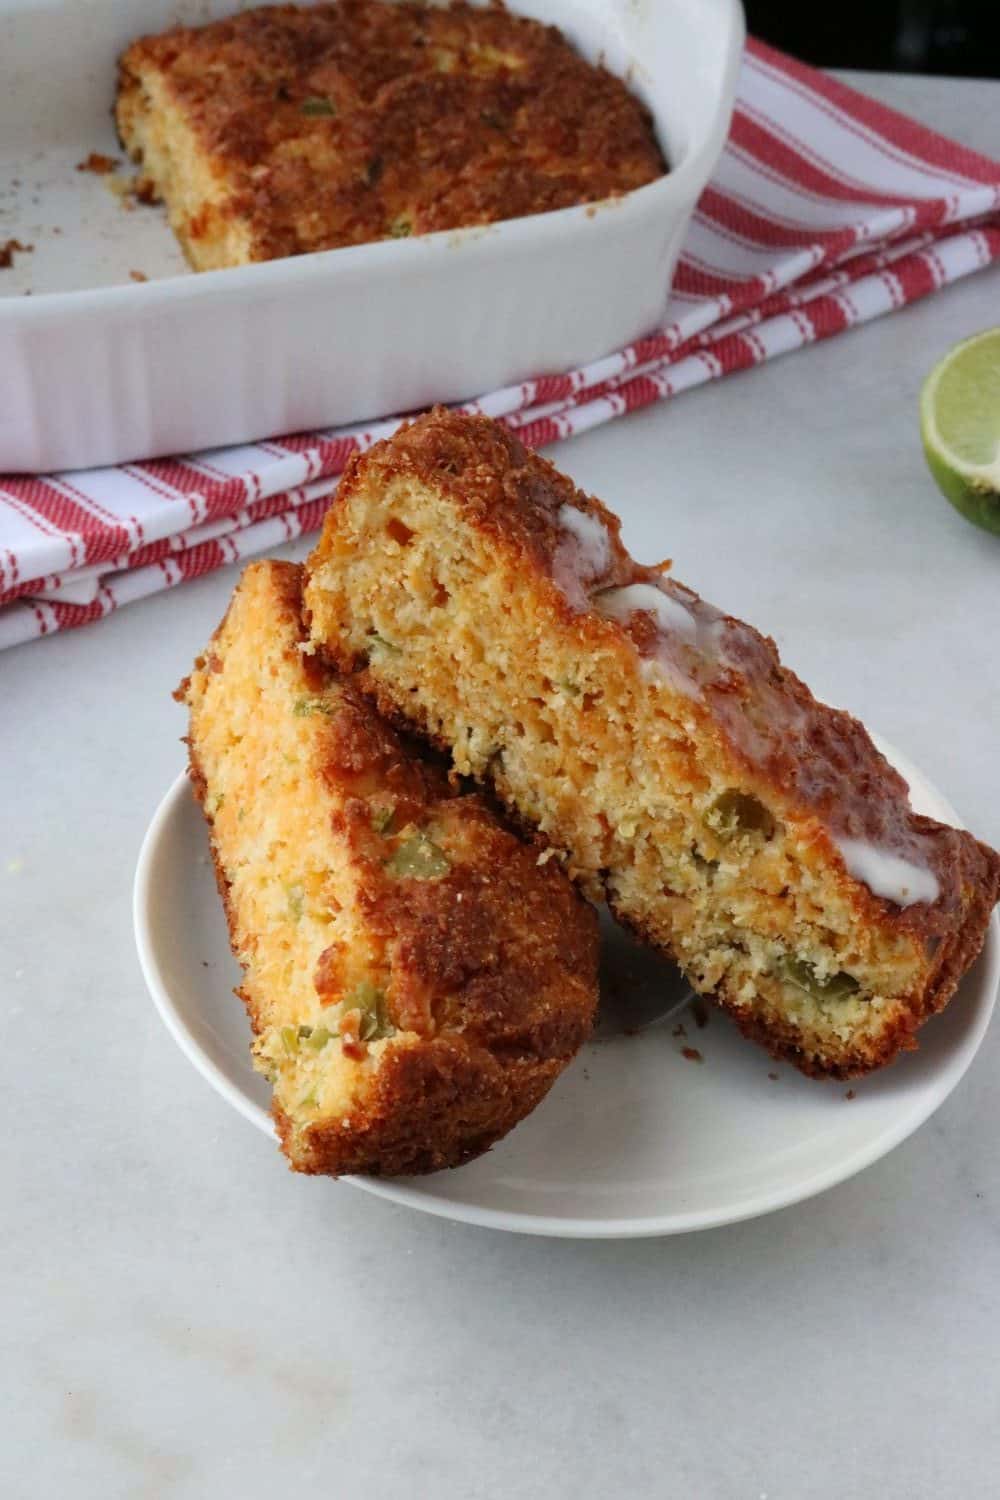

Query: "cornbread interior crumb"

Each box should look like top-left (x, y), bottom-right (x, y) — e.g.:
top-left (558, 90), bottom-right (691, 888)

top-left (180, 559), bottom-right (598, 1175)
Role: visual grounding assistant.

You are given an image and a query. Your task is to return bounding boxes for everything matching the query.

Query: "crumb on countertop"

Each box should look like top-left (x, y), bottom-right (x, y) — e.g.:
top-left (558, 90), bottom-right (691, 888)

top-left (845, 1089), bottom-right (856, 1101)
top-left (129, 269), bottom-right (148, 282)
top-left (672, 1023), bottom-right (687, 1039)
top-left (681, 1047), bottom-right (703, 1064)
top-left (76, 151), bottom-right (120, 175)
top-left (0, 238), bottom-right (33, 269)
top-left (768, 1071), bottom-right (779, 1081)
top-left (104, 174), bottom-right (139, 209)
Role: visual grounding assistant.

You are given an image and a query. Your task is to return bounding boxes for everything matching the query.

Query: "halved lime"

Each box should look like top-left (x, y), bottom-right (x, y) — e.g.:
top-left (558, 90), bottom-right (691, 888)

top-left (920, 327), bottom-right (1000, 535)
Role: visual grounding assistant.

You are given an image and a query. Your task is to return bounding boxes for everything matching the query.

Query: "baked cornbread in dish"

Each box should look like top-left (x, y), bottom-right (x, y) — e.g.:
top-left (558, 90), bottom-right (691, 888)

top-left (179, 560), bottom-right (598, 1175)
top-left (304, 409), bottom-right (1000, 1080)
top-left (116, 0), bottom-right (666, 270)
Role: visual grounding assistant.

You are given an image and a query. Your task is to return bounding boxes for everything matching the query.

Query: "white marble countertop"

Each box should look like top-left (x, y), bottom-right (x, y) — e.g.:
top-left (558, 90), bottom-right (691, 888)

top-left (4, 70), bottom-right (1000, 1500)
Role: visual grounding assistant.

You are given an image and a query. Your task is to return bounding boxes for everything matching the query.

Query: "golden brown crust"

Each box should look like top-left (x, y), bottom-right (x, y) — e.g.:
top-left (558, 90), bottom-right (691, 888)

top-left (181, 559), bottom-right (598, 1175)
top-left (306, 408), bottom-right (1000, 1078)
top-left (117, 0), bottom-right (665, 268)
top-left (276, 1034), bottom-right (562, 1176)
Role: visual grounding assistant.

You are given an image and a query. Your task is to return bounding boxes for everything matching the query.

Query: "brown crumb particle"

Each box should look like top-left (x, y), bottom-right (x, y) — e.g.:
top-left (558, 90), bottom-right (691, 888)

top-left (681, 1047), bottom-right (703, 1064)
top-left (845, 1089), bottom-right (856, 1101)
top-left (768, 1072), bottom-right (779, 1081)
top-left (672, 1023), bottom-right (687, 1039)
top-left (103, 174), bottom-right (139, 206)
top-left (0, 238), bottom-right (32, 269)
top-left (129, 269), bottom-right (148, 282)
top-left (77, 151), bottom-right (120, 175)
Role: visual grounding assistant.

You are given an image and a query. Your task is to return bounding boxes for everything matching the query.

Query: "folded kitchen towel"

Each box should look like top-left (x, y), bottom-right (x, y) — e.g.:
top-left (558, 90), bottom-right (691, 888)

top-left (2, 38), bottom-right (998, 650)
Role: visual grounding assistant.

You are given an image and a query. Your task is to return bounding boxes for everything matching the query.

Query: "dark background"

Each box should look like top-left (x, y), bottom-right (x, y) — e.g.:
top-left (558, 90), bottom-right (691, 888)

top-left (746, 0), bottom-right (1000, 76)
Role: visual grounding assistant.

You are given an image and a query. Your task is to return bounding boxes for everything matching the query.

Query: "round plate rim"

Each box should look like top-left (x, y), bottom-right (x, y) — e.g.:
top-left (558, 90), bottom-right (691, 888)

top-left (133, 736), bottom-right (999, 1239)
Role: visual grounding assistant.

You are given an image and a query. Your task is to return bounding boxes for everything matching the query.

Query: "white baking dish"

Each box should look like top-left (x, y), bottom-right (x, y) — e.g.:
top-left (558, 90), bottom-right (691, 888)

top-left (0, 0), bottom-right (744, 471)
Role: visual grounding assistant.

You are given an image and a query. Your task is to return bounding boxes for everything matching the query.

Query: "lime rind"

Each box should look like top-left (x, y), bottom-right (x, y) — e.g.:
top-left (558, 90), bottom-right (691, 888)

top-left (920, 327), bottom-right (1000, 535)
top-left (922, 438), bottom-right (1000, 534)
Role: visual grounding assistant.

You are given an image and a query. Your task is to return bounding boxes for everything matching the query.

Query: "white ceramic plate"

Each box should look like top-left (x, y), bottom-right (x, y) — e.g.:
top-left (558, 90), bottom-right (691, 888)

top-left (134, 740), bottom-right (998, 1238)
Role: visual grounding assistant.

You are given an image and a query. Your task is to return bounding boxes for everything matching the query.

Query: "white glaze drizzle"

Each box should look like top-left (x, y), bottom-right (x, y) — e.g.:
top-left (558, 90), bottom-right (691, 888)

top-left (558, 504), bottom-right (610, 577)
top-left (835, 837), bottom-right (940, 908)
top-left (551, 515), bottom-right (946, 905)
top-left (596, 582), bottom-right (698, 642)
top-left (552, 505), bottom-right (612, 609)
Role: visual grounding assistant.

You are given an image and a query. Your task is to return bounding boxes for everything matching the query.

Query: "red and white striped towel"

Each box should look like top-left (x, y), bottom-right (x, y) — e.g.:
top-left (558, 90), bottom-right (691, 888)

top-left (3, 39), bottom-right (998, 651)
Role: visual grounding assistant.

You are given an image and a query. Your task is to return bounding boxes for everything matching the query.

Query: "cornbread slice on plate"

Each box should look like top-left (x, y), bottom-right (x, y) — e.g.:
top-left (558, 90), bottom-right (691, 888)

top-left (304, 408), bottom-right (1000, 1080)
top-left (178, 560), bottom-right (598, 1175)
top-left (115, 0), bottom-right (665, 270)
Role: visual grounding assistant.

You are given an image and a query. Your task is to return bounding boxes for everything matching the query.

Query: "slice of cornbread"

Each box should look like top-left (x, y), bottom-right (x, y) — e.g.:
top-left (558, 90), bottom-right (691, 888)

top-left (178, 560), bottom-right (598, 1174)
top-left (304, 409), bottom-right (1000, 1080)
top-left (115, 0), bottom-right (665, 270)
